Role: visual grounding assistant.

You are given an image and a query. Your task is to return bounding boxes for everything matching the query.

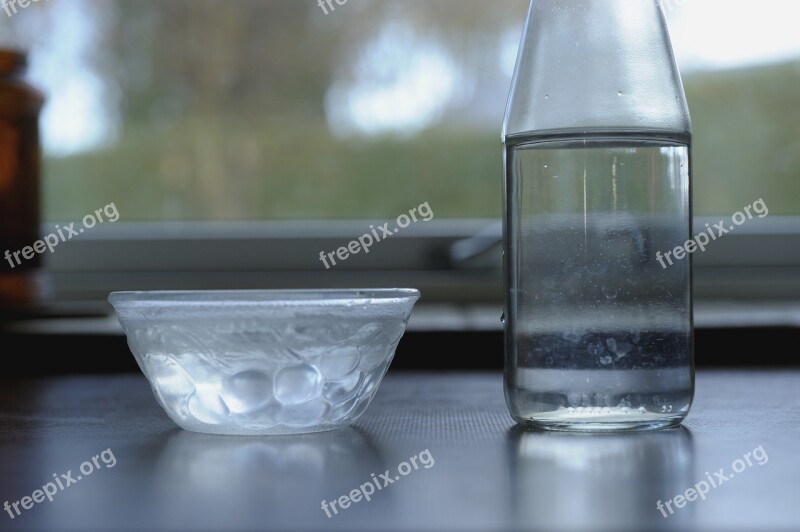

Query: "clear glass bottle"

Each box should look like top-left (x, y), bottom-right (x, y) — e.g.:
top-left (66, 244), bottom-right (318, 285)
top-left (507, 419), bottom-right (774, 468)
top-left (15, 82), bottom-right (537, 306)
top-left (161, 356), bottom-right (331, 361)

top-left (502, 0), bottom-right (694, 431)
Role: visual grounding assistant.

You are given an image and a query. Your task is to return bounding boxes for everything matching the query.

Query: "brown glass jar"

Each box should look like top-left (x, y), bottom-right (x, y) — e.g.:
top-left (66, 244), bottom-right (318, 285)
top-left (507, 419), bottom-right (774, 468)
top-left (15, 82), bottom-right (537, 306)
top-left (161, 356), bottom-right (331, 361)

top-left (0, 49), bottom-right (48, 308)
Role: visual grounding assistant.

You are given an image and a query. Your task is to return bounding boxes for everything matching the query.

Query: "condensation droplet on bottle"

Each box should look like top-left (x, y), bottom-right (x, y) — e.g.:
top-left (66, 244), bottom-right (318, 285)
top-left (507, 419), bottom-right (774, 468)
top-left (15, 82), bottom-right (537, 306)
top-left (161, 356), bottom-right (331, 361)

top-left (602, 286), bottom-right (618, 300)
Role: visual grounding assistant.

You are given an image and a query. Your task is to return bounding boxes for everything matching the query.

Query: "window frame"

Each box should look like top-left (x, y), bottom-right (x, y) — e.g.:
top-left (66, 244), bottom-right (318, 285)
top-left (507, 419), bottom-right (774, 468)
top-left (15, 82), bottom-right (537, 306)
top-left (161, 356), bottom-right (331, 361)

top-left (44, 216), bottom-right (800, 304)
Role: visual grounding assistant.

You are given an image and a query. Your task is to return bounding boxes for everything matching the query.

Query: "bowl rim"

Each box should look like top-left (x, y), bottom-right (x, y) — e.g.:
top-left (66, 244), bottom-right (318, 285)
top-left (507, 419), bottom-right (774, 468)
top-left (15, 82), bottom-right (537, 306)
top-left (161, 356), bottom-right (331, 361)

top-left (109, 288), bottom-right (421, 308)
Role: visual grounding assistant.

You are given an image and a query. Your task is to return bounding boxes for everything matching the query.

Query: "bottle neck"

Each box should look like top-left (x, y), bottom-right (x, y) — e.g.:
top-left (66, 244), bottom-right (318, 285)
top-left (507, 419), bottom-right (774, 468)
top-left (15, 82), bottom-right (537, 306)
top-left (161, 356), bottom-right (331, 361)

top-left (504, 0), bottom-right (691, 138)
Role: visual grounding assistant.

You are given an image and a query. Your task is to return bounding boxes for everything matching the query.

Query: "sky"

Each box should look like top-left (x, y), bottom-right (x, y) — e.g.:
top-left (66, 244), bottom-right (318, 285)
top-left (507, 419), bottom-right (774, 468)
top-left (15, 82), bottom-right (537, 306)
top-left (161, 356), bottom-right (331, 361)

top-left (664, 0), bottom-right (800, 71)
top-left (3, 0), bottom-right (800, 152)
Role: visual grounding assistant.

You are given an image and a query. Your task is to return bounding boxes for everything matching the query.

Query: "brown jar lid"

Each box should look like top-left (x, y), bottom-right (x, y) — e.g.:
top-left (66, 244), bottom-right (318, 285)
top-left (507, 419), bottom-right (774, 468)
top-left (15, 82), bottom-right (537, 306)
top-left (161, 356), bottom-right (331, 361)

top-left (0, 50), bottom-right (43, 115)
top-left (0, 49), bottom-right (27, 76)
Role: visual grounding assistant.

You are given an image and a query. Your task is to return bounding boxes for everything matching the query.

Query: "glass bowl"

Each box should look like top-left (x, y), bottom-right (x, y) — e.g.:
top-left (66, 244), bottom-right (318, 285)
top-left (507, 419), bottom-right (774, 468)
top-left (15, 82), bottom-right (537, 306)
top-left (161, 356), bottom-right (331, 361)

top-left (109, 289), bottom-right (420, 435)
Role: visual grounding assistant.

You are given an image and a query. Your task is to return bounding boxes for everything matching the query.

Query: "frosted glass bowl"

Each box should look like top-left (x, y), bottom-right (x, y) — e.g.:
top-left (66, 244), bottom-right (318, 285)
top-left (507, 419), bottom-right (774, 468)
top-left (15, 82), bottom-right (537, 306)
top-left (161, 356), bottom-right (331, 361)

top-left (109, 289), bottom-right (420, 435)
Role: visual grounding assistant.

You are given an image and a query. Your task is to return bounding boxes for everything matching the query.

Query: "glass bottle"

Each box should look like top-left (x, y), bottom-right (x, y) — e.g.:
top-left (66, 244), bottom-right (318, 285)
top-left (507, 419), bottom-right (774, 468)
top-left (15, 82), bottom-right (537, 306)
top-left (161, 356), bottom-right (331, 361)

top-left (0, 50), bottom-right (48, 310)
top-left (502, 0), bottom-right (693, 431)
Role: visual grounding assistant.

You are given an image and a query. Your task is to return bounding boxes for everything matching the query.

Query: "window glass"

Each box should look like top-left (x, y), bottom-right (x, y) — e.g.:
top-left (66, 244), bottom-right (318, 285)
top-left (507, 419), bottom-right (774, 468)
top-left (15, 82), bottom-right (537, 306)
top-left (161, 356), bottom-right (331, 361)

top-left (1, 0), bottom-right (798, 221)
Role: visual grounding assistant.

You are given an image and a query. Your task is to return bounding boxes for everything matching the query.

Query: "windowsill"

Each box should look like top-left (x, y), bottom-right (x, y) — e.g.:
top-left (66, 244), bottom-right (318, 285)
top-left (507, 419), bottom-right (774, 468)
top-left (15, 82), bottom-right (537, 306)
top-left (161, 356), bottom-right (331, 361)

top-left (29, 216), bottom-right (800, 303)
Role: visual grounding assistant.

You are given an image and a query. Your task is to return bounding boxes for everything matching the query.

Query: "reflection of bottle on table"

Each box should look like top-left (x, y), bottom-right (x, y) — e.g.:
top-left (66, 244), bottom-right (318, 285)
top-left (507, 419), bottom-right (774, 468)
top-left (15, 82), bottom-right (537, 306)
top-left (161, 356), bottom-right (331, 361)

top-left (508, 426), bottom-right (694, 530)
top-left (0, 49), bottom-right (49, 311)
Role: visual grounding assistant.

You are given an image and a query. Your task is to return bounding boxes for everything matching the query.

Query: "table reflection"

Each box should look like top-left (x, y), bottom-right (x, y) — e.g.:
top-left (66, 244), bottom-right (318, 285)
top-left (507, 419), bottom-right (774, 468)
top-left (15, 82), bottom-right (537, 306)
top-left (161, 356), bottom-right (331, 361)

top-left (508, 427), bottom-right (694, 531)
top-left (147, 427), bottom-right (385, 530)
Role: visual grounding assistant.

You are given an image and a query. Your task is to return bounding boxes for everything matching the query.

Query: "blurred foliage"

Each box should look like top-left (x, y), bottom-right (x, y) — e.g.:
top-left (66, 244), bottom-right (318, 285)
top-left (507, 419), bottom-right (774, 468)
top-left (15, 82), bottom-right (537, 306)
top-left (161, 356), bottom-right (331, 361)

top-left (686, 61), bottom-right (800, 215)
top-left (44, 121), bottom-right (503, 220)
top-left (6, 0), bottom-right (796, 220)
top-left (38, 0), bottom-right (524, 220)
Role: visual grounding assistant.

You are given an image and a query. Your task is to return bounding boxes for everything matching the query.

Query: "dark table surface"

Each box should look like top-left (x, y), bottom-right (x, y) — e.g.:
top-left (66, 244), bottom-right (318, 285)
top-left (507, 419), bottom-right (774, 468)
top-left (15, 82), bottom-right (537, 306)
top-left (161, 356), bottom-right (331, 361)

top-left (0, 371), bottom-right (798, 531)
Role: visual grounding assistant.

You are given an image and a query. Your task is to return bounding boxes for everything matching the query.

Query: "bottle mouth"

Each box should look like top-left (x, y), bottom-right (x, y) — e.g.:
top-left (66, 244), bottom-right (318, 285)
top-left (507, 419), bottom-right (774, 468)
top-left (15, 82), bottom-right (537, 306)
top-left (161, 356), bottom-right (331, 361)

top-left (0, 49), bottom-right (28, 76)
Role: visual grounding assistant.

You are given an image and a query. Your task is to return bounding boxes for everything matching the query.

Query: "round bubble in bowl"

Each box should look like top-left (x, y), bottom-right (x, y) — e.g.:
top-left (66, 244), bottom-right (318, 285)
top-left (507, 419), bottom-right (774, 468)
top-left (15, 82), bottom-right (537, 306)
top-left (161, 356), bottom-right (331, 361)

top-left (109, 289), bottom-right (420, 435)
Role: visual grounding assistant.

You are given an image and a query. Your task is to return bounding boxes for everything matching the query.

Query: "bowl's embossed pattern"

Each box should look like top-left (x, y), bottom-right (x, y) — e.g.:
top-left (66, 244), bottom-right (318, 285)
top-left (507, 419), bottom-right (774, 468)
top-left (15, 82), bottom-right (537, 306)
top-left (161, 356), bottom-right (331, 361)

top-left (111, 290), bottom-right (419, 435)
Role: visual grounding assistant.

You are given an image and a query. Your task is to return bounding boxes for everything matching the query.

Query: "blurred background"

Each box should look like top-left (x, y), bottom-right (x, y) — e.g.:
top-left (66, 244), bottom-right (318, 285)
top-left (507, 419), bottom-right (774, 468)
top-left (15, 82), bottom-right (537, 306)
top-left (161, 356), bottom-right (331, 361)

top-left (0, 0), bottom-right (798, 371)
top-left (1, 0), bottom-right (798, 220)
